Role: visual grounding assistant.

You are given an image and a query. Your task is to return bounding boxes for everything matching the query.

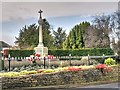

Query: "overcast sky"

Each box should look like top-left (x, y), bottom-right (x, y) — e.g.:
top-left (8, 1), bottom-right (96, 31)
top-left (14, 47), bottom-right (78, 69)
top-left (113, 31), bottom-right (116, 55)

top-left (0, 0), bottom-right (119, 46)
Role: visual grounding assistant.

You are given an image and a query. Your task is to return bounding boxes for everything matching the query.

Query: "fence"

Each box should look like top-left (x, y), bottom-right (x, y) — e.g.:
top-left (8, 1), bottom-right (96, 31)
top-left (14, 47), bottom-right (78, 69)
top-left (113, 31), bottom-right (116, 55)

top-left (55, 55), bottom-right (118, 59)
top-left (0, 54), bottom-right (119, 71)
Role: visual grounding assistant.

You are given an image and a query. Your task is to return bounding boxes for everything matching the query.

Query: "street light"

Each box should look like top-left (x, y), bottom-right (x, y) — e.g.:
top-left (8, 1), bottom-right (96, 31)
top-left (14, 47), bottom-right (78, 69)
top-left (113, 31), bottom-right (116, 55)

top-left (43, 56), bottom-right (46, 69)
top-left (33, 52), bottom-right (36, 65)
top-left (69, 54), bottom-right (71, 66)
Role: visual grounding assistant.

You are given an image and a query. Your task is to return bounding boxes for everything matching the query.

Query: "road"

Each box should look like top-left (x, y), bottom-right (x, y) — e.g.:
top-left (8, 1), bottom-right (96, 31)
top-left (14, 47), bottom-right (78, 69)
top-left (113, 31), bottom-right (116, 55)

top-left (80, 82), bottom-right (119, 88)
top-left (25, 83), bottom-right (119, 90)
top-left (4, 83), bottom-right (119, 90)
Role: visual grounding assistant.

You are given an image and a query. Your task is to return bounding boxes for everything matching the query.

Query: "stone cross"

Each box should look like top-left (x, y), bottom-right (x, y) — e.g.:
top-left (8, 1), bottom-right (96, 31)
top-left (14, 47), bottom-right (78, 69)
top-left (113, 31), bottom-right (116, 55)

top-left (38, 9), bottom-right (43, 19)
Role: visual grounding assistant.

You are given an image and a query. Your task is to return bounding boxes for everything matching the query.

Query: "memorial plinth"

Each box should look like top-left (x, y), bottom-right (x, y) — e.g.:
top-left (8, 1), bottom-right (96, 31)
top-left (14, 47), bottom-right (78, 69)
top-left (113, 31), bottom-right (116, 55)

top-left (34, 46), bottom-right (48, 56)
top-left (34, 10), bottom-right (48, 56)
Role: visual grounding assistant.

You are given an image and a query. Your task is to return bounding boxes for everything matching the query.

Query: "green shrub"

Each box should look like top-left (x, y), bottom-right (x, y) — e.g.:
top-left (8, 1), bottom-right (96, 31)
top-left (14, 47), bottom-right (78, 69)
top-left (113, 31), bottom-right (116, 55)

top-left (8, 50), bottom-right (34, 57)
top-left (104, 58), bottom-right (116, 66)
top-left (49, 48), bottom-right (114, 56)
top-left (8, 48), bottom-right (114, 57)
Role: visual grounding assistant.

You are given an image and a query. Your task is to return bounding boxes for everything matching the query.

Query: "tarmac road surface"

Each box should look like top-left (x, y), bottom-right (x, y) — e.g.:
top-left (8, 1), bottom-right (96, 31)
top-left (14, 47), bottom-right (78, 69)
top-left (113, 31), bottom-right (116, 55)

top-left (4, 82), bottom-right (119, 90)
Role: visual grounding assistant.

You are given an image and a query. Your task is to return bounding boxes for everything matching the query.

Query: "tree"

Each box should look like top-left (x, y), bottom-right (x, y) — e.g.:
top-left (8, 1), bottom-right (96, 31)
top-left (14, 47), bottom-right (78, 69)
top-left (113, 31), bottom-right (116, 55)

top-left (63, 22), bottom-right (90, 49)
top-left (92, 14), bottom-right (111, 48)
top-left (84, 26), bottom-right (98, 48)
top-left (110, 11), bottom-right (120, 55)
top-left (53, 27), bottom-right (67, 49)
top-left (15, 19), bottom-right (54, 49)
top-left (89, 10), bottom-right (120, 55)
top-left (15, 24), bottom-right (38, 49)
top-left (42, 19), bottom-right (55, 49)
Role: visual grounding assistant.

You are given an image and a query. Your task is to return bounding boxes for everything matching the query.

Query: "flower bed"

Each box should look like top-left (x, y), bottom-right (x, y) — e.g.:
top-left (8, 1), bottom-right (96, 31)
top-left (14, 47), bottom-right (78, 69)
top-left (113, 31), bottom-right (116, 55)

top-left (0, 65), bottom-right (119, 89)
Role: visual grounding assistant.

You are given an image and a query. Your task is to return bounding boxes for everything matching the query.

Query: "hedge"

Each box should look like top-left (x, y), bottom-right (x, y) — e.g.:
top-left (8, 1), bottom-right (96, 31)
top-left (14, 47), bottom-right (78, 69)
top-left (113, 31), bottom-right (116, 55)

top-left (8, 48), bottom-right (114, 57)
top-left (8, 50), bottom-right (34, 57)
top-left (48, 48), bottom-right (114, 56)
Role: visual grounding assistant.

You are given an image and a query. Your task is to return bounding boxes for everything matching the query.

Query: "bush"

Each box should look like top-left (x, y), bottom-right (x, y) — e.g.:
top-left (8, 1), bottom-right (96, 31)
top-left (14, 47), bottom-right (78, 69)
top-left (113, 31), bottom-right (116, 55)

top-left (49, 48), bottom-right (114, 56)
top-left (8, 50), bottom-right (34, 57)
top-left (8, 48), bottom-right (114, 57)
top-left (104, 58), bottom-right (116, 66)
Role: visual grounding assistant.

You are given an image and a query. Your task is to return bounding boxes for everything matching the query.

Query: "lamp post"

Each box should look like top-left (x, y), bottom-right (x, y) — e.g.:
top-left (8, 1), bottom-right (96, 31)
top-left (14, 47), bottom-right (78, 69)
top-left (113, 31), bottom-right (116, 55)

top-left (69, 54), bottom-right (71, 66)
top-left (33, 52), bottom-right (36, 65)
top-left (8, 54), bottom-right (11, 71)
top-left (43, 56), bottom-right (46, 69)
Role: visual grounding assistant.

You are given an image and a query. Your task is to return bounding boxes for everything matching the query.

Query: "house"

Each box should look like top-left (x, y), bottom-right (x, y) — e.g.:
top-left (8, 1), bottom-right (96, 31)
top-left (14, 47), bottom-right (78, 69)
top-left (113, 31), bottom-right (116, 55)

top-left (0, 41), bottom-right (12, 57)
top-left (0, 41), bottom-right (11, 51)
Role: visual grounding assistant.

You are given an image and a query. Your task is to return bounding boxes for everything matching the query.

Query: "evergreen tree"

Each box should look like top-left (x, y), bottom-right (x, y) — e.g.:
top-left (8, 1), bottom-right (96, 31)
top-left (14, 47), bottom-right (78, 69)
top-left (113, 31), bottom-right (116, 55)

top-left (63, 22), bottom-right (90, 49)
top-left (53, 27), bottom-right (66, 49)
top-left (15, 19), bottom-right (54, 49)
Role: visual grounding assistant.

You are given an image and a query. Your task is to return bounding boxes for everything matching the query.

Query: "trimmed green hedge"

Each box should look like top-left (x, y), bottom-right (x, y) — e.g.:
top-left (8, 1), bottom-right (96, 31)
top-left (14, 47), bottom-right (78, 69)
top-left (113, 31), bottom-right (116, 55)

top-left (48, 48), bottom-right (114, 56)
top-left (8, 50), bottom-right (34, 57)
top-left (8, 48), bottom-right (114, 57)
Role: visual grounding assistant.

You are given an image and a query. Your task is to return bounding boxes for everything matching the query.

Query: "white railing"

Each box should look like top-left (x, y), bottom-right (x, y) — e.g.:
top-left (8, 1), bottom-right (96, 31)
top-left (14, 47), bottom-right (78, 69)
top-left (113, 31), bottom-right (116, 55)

top-left (1, 54), bottom-right (118, 61)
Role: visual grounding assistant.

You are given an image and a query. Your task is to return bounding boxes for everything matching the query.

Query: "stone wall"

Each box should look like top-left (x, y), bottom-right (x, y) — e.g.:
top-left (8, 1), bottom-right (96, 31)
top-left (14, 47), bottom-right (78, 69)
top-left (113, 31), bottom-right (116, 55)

top-left (1, 66), bottom-right (118, 89)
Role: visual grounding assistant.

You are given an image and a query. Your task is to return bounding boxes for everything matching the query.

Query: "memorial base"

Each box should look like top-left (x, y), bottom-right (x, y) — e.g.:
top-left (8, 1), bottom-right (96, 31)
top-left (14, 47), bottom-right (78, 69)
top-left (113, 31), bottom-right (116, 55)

top-left (34, 46), bottom-right (48, 56)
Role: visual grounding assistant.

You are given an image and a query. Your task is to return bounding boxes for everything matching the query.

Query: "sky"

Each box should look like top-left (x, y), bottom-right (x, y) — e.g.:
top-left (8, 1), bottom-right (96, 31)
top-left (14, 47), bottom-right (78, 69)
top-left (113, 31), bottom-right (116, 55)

top-left (0, 0), bottom-right (119, 46)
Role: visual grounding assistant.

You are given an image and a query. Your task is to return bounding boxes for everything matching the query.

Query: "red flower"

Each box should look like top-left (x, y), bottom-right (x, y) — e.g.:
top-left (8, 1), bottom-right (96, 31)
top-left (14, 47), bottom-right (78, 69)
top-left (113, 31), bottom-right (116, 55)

top-left (95, 64), bottom-right (107, 69)
top-left (95, 64), bottom-right (112, 75)
top-left (47, 55), bottom-right (54, 59)
top-left (36, 54), bottom-right (40, 57)
top-left (67, 67), bottom-right (82, 71)
top-left (36, 57), bottom-right (40, 61)
top-left (103, 67), bottom-right (113, 73)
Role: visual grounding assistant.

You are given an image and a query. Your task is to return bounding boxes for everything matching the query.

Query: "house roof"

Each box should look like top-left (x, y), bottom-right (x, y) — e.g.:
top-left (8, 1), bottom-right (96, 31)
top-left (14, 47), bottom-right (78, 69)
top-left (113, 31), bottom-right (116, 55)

top-left (0, 41), bottom-right (11, 48)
